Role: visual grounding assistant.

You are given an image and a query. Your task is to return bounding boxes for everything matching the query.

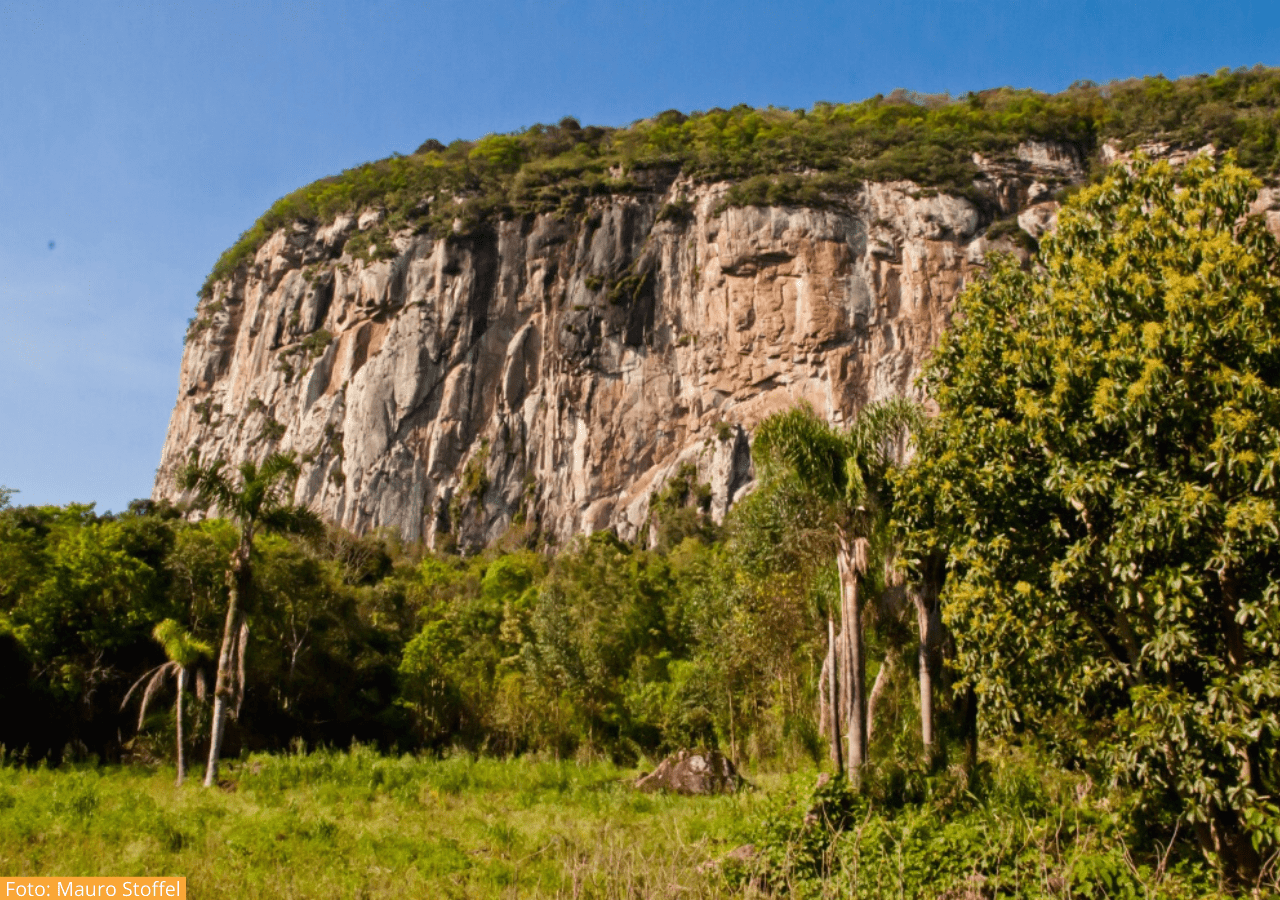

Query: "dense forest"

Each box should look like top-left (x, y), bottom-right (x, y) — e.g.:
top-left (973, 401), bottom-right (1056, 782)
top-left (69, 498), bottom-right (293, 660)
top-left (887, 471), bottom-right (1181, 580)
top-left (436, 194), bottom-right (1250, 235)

top-left (7, 96), bottom-right (1280, 891)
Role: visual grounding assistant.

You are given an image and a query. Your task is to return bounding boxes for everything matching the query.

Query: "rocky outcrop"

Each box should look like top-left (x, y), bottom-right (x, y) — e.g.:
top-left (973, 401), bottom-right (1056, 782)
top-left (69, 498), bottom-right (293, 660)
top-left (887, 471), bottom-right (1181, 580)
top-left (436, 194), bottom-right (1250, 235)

top-left (635, 749), bottom-right (742, 795)
top-left (154, 144), bottom-right (1087, 547)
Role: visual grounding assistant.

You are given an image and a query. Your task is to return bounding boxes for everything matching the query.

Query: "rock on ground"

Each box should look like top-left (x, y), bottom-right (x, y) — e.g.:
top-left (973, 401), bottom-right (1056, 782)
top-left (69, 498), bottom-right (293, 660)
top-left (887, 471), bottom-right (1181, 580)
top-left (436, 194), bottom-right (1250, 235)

top-left (634, 749), bottom-right (742, 795)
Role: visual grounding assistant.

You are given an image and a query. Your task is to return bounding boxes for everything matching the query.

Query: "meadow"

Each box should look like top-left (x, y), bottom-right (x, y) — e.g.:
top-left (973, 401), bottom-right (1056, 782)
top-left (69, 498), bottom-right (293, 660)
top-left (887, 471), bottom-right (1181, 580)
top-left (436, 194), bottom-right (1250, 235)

top-left (0, 746), bottom-right (1237, 899)
top-left (0, 748), bottom-right (760, 899)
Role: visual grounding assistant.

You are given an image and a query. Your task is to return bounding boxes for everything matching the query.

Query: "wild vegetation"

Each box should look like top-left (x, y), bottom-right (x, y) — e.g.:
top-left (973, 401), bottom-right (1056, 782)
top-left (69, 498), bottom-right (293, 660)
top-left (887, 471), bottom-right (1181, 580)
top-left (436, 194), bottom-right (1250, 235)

top-left (7, 149), bottom-right (1280, 893)
top-left (201, 67), bottom-right (1280, 297)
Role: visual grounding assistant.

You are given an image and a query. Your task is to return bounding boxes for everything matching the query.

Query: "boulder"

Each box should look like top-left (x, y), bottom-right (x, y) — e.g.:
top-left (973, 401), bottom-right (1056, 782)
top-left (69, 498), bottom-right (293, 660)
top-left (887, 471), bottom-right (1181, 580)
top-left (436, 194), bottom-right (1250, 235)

top-left (635, 749), bottom-right (742, 795)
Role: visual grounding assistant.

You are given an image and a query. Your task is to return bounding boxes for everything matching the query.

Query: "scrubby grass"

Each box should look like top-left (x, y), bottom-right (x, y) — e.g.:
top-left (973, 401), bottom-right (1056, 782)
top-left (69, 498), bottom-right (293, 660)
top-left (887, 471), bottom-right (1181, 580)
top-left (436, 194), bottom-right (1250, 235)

top-left (741, 750), bottom-right (1236, 899)
top-left (0, 746), bottom-right (1254, 898)
top-left (0, 747), bottom-right (761, 898)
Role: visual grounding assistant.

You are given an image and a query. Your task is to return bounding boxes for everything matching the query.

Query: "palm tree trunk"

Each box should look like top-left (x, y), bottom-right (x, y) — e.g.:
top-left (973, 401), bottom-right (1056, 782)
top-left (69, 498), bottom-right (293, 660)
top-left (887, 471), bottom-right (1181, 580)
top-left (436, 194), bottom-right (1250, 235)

top-left (838, 533), bottom-right (868, 786)
top-left (912, 589), bottom-right (940, 768)
top-left (866, 651), bottom-right (894, 747)
top-left (175, 666), bottom-right (186, 786)
top-left (826, 616), bottom-right (843, 774)
top-left (205, 537), bottom-right (250, 787)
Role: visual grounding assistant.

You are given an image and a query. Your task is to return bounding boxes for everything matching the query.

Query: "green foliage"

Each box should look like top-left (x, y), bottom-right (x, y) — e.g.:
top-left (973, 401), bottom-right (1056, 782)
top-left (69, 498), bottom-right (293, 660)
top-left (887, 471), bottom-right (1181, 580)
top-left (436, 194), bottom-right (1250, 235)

top-left (984, 213), bottom-right (1040, 252)
top-left (299, 328), bottom-right (333, 358)
top-left (738, 749), bottom-right (1229, 898)
top-left (655, 198), bottom-right (694, 223)
top-left (151, 619), bottom-right (212, 669)
top-left (0, 503), bottom-right (181, 757)
top-left (898, 154), bottom-right (1280, 879)
top-left (202, 69), bottom-right (1280, 298)
top-left (647, 463), bottom-right (715, 552)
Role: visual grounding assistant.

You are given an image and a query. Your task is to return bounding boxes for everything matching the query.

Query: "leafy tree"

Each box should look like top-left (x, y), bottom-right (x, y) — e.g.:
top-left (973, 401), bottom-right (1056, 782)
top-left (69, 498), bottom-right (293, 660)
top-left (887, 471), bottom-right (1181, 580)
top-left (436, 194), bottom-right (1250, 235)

top-left (0, 486), bottom-right (15, 511)
top-left (398, 620), bottom-right (461, 745)
top-left (121, 619), bottom-right (212, 784)
top-left (2, 509), bottom-right (160, 697)
top-left (753, 401), bottom-right (917, 782)
top-left (900, 155), bottom-right (1280, 883)
top-left (178, 453), bottom-right (322, 786)
top-left (522, 532), bottom-right (674, 757)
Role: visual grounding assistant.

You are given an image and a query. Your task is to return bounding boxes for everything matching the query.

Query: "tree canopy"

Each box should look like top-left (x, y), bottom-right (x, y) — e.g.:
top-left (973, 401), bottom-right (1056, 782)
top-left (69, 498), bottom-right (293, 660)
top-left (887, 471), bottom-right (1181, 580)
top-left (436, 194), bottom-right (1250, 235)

top-left (898, 153), bottom-right (1280, 881)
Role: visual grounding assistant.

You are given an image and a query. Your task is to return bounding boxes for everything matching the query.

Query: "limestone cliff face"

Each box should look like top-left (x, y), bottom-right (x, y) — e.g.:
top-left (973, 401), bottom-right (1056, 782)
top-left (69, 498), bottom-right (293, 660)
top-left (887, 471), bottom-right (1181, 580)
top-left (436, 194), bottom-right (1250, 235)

top-left (154, 145), bottom-right (1084, 547)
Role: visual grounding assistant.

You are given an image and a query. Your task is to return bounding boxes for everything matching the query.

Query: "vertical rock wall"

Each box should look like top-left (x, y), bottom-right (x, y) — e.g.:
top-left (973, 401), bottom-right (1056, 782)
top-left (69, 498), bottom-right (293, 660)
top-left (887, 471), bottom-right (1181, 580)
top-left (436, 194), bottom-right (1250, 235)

top-left (155, 148), bottom-right (1084, 547)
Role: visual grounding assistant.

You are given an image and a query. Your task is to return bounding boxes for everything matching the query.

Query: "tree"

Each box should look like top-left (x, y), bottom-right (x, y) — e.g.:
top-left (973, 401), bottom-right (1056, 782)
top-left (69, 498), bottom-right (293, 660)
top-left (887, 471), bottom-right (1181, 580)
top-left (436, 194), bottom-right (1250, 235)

top-left (900, 155), bottom-right (1280, 884)
top-left (121, 619), bottom-right (212, 785)
top-left (753, 400), bottom-right (917, 783)
top-left (178, 452), bottom-right (322, 786)
top-left (0, 486), bottom-right (15, 511)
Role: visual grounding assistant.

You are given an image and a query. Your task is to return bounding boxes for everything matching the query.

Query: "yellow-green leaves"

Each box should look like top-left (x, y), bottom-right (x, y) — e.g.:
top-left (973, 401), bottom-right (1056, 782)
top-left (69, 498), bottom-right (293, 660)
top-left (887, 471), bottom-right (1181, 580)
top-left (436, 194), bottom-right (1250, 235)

top-left (898, 153), bottom-right (1280, 874)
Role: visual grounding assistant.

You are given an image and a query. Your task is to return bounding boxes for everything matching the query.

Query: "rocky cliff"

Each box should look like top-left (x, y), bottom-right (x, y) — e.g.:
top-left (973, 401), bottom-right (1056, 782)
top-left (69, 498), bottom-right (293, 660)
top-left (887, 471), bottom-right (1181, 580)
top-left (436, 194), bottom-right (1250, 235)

top-left (154, 143), bottom-right (1086, 547)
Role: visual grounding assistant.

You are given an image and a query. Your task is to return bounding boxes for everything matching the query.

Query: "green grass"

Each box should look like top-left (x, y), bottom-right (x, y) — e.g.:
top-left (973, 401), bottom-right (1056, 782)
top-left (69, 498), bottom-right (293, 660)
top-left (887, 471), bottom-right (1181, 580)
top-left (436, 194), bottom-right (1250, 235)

top-left (0, 748), bottom-right (763, 898)
top-left (0, 745), bottom-right (1250, 898)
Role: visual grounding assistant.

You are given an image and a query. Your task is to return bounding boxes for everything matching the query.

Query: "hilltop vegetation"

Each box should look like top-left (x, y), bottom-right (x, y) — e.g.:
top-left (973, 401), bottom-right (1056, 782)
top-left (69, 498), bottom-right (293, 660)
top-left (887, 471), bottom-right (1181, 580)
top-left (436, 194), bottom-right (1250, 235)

top-left (203, 66), bottom-right (1280, 296)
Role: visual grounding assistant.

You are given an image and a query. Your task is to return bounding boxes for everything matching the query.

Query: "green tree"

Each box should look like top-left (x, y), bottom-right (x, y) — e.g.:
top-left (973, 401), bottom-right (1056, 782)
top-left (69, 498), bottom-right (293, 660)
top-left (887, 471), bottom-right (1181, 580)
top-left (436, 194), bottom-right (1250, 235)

top-left (178, 453), bottom-right (322, 786)
top-left (121, 619), bottom-right (212, 785)
top-left (0, 486), bottom-right (15, 511)
top-left (900, 155), bottom-right (1280, 883)
top-left (753, 401), bottom-right (917, 782)
top-left (398, 620), bottom-right (461, 745)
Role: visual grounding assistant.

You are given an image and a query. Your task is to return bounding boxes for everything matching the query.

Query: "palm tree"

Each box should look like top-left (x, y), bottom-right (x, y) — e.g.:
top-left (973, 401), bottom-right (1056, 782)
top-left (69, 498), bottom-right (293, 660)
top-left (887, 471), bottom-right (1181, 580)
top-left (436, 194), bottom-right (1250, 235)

top-left (122, 619), bottom-right (213, 785)
top-left (177, 451), bottom-right (322, 787)
top-left (753, 400), bottom-right (917, 785)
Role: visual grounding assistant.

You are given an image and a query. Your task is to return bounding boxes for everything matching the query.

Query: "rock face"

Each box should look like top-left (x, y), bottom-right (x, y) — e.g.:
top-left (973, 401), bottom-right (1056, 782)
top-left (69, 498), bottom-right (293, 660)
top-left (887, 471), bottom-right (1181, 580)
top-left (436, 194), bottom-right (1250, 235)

top-left (154, 146), bottom-right (1087, 547)
top-left (635, 749), bottom-right (742, 795)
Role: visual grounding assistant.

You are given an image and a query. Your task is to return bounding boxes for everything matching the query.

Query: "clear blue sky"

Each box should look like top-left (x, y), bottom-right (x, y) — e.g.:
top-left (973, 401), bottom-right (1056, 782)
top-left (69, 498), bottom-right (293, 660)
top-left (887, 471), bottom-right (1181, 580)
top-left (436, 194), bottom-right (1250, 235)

top-left (1, 0), bottom-right (1277, 512)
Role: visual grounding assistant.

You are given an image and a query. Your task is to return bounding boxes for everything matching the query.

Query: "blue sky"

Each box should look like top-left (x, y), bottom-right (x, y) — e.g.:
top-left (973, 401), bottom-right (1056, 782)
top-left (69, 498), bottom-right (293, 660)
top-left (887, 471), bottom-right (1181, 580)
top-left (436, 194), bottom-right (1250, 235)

top-left (2, 0), bottom-right (1277, 512)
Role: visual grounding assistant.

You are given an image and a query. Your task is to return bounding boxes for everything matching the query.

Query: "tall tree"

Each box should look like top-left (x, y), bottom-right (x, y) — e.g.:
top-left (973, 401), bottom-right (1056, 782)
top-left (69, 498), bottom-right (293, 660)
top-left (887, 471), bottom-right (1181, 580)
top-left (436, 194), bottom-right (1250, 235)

top-left (753, 400), bottom-right (916, 783)
top-left (121, 618), bottom-right (212, 785)
top-left (177, 452), bottom-right (321, 787)
top-left (901, 155), bottom-right (1280, 885)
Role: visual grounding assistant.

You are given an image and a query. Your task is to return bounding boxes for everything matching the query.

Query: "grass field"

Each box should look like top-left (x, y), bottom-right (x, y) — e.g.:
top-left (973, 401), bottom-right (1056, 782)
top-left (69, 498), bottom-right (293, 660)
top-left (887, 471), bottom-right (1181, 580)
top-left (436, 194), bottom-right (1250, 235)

top-left (0, 747), bottom-right (765, 898)
top-left (0, 746), bottom-right (1243, 898)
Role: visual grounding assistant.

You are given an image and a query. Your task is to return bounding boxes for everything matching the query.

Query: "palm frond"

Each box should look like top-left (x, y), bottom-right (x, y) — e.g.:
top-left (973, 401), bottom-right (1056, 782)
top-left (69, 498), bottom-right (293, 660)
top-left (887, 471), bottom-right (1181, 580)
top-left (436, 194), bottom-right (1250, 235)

top-left (152, 618), bottom-right (214, 668)
top-left (177, 454), bottom-right (239, 514)
top-left (752, 403), bottom-right (848, 503)
top-left (259, 503), bottom-right (325, 540)
top-left (134, 664), bottom-right (177, 730)
top-left (121, 664), bottom-right (164, 712)
top-left (258, 452), bottom-right (301, 487)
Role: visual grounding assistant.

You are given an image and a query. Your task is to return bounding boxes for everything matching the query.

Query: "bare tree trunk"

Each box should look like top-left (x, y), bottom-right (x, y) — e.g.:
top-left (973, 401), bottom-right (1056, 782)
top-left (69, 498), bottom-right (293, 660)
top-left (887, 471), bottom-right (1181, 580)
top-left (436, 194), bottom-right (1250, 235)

top-left (234, 619), bottom-right (249, 718)
top-left (205, 537), bottom-right (250, 787)
top-left (838, 620), bottom-right (853, 765)
top-left (827, 616), bottom-right (843, 774)
top-left (818, 643), bottom-right (830, 739)
top-left (911, 553), bottom-right (946, 771)
top-left (912, 589), bottom-right (941, 767)
top-left (961, 684), bottom-right (978, 777)
top-left (866, 652), bottom-right (894, 747)
top-left (728, 687), bottom-right (737, 764)
top-left (838, 533), bottom-right (869, 786)
top-left (175, 666), bottom-right (186, 787)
